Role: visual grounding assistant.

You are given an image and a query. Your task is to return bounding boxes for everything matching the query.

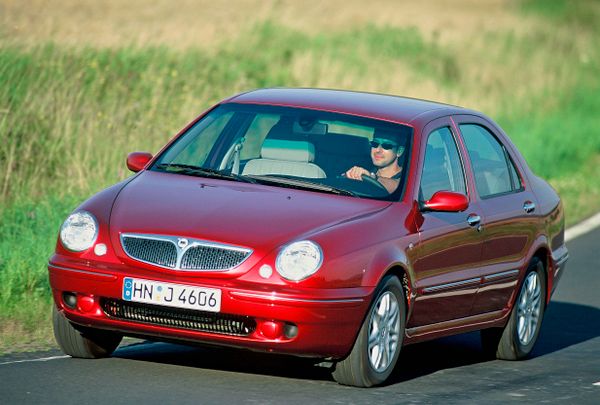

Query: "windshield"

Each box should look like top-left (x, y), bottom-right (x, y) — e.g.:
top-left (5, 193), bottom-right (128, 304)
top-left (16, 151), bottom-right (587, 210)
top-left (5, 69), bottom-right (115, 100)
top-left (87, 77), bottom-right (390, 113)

top-left (151, 103), bottom-right (413, 201)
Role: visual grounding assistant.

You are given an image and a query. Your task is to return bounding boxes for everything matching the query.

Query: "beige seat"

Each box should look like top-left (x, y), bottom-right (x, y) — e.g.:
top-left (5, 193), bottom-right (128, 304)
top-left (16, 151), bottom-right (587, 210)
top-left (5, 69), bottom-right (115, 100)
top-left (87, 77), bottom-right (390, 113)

top-left (482, 169), bottom-right (511, 196)
top-left (242, 139), bottom-right (326, 178)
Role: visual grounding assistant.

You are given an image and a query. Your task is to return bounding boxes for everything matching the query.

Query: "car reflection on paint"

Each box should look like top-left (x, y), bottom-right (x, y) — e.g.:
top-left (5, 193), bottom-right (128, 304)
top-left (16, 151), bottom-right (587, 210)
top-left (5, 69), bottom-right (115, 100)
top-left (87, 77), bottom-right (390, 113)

top-left (49, 88), bottom-right (568, 387)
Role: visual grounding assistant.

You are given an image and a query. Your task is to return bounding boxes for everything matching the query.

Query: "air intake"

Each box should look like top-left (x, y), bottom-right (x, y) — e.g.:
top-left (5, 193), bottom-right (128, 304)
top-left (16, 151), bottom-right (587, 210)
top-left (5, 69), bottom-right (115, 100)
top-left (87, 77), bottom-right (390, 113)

top-left (101, 299), bottom-right (256, 336)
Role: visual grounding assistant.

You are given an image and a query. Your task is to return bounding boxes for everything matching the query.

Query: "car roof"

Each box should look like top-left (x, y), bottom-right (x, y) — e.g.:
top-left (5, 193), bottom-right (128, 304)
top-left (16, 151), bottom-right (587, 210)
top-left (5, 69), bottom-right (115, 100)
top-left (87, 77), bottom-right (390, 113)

top-left (226, 88), bottom-right (475, 126)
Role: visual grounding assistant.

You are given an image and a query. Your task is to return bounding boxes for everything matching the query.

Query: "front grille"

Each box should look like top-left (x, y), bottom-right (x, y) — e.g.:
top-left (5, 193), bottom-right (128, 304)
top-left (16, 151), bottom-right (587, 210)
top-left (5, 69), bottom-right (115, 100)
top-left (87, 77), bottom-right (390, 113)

top-left (120, 233), bottom-right (252, 271)
top-left (101, 299), bottom-right (256, 336)
top-left (122, 236), bottom-right (177, 268)
top-left (180, 245), bottom-right (249, 270)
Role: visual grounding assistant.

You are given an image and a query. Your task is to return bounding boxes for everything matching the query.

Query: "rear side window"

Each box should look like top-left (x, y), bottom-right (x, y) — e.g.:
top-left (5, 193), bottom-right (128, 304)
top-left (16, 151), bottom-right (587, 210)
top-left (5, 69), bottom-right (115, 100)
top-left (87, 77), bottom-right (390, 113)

top-left (460, 124), bottom-right (522, 198)
top-left (420, 127), bottom-right (466, 201)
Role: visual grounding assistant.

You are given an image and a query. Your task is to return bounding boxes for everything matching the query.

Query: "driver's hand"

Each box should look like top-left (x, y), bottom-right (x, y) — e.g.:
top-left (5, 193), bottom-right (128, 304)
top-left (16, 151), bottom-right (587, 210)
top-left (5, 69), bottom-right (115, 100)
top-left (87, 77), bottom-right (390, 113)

top-left (345, 166), bottom-right (370, 180)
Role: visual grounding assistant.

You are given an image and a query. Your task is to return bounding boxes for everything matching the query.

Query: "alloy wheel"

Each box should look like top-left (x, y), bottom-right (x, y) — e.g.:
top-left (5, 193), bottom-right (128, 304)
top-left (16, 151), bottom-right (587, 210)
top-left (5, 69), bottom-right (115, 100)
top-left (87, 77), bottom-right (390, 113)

top-left (367, 291), bottom-right (401, 372)
top-left (516, 271), bottom-right (542, 346)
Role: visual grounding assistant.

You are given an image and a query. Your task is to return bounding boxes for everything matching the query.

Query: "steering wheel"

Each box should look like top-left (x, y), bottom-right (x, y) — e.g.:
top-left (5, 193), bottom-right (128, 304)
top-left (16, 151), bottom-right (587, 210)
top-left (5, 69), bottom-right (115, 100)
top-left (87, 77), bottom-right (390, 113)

top-left (360, 173), bottom-right (388, 193)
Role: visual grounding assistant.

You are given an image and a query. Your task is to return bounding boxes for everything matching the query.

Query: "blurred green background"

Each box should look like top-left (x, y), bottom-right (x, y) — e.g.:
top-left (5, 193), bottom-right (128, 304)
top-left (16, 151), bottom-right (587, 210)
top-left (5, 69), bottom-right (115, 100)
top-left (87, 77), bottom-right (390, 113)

top-left (1, 0), bottom-right (599, 353)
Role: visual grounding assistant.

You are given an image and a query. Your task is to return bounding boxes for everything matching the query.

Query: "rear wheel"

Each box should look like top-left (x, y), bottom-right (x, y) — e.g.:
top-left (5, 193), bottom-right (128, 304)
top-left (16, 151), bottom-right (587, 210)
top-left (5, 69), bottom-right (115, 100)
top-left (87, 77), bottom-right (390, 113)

top-left (332, 275), bottom-right (405, 387)
top-left (481, 258), bottom-right (546, 360)
top-left (53, 305), bottom-right (122, 358)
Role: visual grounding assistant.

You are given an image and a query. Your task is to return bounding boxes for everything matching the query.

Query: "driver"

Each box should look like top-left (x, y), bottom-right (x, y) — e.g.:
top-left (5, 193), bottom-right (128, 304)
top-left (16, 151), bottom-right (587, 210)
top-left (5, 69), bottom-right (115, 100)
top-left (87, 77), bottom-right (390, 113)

top-left (345, 129), bottom-right (405, 194)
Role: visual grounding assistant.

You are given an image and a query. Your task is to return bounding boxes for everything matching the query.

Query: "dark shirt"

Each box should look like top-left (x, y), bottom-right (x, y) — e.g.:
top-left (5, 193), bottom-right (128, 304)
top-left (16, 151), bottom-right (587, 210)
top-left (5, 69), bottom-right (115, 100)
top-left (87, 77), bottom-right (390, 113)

top-left (371, 167), bottom-right (403, 180)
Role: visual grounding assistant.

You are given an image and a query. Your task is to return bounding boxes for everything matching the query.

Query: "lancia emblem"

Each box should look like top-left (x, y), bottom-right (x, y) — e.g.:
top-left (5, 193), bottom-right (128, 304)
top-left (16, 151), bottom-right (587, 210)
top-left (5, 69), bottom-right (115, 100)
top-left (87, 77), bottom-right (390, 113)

top-left (177, 238), bottom-right (189, 249)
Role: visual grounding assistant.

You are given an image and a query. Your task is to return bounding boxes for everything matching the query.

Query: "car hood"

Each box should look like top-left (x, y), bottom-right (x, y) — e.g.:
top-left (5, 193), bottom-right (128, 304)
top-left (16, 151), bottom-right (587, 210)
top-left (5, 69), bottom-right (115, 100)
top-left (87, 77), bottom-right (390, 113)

top-left (109, 171), bottom-right (390, 254)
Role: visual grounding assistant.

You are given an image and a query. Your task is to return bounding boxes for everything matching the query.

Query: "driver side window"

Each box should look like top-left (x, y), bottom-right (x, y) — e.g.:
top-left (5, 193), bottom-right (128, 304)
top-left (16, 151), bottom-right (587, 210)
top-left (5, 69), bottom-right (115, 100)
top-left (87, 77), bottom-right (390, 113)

top-left (420, 127), bottom-right (466, 201)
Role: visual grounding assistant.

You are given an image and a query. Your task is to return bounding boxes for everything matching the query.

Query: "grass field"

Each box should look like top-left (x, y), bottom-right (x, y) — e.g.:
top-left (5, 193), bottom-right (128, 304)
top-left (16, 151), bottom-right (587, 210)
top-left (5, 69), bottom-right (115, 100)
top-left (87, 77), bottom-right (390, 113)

top-left (1, 0), bottom-right (599, 353)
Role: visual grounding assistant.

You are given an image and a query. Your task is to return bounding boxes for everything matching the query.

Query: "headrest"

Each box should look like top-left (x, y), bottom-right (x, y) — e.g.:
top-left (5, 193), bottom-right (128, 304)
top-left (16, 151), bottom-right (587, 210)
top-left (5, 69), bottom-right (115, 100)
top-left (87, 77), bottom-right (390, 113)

top-left (261, 139), bottom-right (315, 162)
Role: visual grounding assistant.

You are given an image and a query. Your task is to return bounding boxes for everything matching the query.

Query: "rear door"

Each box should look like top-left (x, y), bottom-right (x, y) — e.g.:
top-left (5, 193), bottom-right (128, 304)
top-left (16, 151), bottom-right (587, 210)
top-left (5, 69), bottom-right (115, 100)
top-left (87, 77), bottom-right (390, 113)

top-left (453, 115), bottom-right (538, 314)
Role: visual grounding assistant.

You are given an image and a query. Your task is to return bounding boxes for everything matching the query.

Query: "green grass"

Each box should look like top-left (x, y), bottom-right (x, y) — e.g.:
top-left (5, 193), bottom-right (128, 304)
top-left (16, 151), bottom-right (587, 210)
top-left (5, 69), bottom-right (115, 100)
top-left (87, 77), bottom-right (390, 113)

top-left (0, 297), bottom-right (55, 355)
top-left (0, 24), bottom-right (456, 205)
top-left (1, 1), bottom-right (599, 353)
top-left (0, 196), bottom-right (78, 353)
top-left (0, 197), bottom-right (79, 306)
top-left (550, 155), bottom-right (600, 225)
top-left (497, 82), bottom-right (600, 179)
top-left (2, 22), bottom-right (598, 204)
top-left (520, 0), bottom-right (600, 28)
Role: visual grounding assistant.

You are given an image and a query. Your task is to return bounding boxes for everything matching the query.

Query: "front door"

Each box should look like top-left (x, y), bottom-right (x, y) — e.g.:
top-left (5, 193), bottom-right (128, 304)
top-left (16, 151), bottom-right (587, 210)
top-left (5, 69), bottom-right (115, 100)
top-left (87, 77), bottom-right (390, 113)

top-left (408, 118), bottom-right (484, 327)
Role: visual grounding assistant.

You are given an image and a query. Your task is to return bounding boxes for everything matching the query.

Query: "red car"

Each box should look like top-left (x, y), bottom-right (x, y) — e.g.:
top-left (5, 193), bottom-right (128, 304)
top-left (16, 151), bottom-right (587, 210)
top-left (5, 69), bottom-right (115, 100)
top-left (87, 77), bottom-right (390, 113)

top-left (49, 88), bottom-right (568, 387)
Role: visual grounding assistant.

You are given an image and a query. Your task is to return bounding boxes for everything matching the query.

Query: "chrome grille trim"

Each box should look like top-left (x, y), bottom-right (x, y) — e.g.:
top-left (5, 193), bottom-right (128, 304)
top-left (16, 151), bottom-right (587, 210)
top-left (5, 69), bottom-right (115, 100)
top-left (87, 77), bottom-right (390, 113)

top-left (180, 245), bottom-right (249, 270)
top-left (120, 233), bottom-right (252, 271)
top-left (101, 299), bottom-right (256, 336)
top-left (122, 236), bottom-right (178, 268)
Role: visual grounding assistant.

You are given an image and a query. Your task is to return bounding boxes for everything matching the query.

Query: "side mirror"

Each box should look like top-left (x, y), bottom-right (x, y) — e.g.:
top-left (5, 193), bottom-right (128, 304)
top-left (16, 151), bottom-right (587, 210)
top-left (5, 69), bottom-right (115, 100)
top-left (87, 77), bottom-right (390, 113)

top-left (422, 191), bottom-right (469, 212)
top-left (126, 152), bottom-right (153, 173)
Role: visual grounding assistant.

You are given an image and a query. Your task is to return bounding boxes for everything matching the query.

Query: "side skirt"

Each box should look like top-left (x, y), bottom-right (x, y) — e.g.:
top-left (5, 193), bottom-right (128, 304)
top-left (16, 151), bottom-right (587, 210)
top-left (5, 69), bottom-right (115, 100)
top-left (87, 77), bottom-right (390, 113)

top-left (404, 309), bottom-right (510, 345)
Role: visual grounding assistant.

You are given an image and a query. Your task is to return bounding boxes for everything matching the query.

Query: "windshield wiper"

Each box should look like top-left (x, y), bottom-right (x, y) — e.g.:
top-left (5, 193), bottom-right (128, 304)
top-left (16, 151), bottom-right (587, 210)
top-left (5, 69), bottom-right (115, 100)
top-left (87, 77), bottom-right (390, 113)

top-left (154, 163), bottom-right (255, 183)
top-left (246, 175), bottom-right (356, 196)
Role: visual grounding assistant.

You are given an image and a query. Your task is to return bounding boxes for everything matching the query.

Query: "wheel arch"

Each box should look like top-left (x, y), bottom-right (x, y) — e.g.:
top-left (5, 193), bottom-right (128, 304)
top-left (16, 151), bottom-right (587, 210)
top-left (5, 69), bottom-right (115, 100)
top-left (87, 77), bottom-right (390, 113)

top-left (381, 265), bottom-right (411, 309)
top-left (531, 246), bottom-right (552, 305)
top-left (361, 242), bottom-right (415, 308)
top-left (366, 263), bottom-right (414, 325)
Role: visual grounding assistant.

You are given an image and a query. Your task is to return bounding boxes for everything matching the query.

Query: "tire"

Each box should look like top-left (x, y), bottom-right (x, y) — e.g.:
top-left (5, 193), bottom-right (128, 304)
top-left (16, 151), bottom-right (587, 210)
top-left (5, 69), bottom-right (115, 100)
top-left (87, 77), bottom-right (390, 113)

top-left (481, 258), bottom-right (546, 360)
top-left (53, 305), bottom-right (122, 359)
top-left (332, 275), bottom-right (406, 387)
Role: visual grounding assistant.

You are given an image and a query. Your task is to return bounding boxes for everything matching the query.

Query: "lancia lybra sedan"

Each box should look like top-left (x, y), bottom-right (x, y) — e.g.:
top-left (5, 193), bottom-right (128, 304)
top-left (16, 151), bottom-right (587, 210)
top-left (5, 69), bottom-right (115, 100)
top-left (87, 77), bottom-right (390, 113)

top-left (49, 88), bottom-right (568, 387)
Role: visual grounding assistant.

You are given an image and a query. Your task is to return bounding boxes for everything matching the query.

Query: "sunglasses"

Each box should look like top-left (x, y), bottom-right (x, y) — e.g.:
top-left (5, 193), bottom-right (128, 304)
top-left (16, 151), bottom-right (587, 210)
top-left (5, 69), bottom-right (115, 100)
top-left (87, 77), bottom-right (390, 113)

top-left (370, 140), bottom-right (399, 150)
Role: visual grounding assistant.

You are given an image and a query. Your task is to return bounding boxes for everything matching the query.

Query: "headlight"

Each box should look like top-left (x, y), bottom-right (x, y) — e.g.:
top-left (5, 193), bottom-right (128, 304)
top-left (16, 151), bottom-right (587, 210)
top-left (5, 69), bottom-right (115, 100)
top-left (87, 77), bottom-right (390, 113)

top-left (275, 240), bottom-right (323, 281)
top-left (60, 211), bottom-right (98, 252)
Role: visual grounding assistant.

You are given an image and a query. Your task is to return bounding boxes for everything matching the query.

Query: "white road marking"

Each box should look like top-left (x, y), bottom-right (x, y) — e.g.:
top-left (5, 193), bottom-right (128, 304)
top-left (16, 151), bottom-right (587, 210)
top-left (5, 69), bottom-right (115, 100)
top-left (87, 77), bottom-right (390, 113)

top-left (565, 211), bottom-right (600, 242)
top-left (0, 355), bottom-right (69, 366)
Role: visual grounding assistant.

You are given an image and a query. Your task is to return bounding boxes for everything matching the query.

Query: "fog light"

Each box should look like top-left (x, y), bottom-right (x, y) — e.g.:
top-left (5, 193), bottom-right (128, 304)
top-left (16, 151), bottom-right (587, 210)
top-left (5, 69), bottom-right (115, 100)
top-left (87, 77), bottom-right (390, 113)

top-left (77, 295), bottom-right (95, 313)
top-left (62, 292), bottom-right (77, 309)
top-left (284, 323), bottom-right (298, 339)
top-left (259, 320), bottom-right (284, 339)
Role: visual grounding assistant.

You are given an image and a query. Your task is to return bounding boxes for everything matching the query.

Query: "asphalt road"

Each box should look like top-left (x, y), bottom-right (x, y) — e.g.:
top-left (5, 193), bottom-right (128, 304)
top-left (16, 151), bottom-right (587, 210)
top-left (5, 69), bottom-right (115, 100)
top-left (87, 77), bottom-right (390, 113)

top-left (1, 228), bottom-right (599, 404)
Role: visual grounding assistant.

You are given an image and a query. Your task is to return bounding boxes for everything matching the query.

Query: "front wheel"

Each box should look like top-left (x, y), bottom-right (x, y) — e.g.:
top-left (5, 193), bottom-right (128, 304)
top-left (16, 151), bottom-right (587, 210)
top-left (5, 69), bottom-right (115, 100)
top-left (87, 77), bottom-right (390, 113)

top-left (332, 275), bottom-right (406, 387)
top-left (481, 258), bottom-right (546, 360)
top-left (53, 305), bottom-right (122, 358)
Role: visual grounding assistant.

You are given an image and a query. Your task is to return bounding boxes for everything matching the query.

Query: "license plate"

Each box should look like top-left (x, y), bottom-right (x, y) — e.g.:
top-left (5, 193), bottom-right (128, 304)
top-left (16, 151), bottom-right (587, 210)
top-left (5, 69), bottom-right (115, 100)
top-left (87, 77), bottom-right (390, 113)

top-left (122, 277), bottom-right (221, 312)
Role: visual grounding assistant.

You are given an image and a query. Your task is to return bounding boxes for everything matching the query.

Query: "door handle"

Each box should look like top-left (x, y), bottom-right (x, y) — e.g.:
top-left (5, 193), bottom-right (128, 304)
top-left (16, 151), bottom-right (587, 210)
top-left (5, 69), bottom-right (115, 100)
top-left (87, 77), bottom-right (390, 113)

top-left (523, 201), bottom-right (536, 214)
top-left (467, 214), bottom-right (481, 227)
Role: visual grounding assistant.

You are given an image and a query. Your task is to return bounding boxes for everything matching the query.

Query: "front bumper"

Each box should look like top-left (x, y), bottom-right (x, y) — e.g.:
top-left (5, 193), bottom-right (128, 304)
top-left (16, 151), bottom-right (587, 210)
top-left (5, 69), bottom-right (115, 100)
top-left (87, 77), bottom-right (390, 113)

top-left (48, 257), bottom-right (373, 359)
